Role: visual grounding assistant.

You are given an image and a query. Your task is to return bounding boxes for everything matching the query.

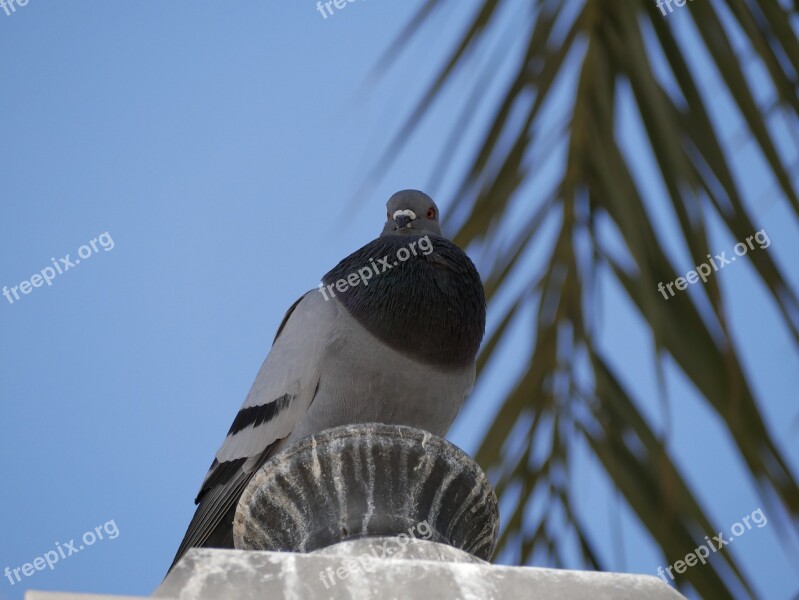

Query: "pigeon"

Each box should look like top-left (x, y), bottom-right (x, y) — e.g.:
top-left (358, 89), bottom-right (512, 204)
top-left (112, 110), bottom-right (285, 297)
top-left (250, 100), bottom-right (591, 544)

top-left (169, 189), bottom-right (486, 571)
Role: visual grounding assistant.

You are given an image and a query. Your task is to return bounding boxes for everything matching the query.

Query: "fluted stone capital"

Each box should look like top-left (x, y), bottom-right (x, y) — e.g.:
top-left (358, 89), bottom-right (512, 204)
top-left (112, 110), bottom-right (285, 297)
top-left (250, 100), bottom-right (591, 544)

top-left (233, 423), bottom-right (499, 560)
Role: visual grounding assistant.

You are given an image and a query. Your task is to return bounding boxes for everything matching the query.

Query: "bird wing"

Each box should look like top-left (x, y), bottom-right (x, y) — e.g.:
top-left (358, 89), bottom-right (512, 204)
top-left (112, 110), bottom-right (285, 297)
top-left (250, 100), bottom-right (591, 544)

top-left (170, 289), bottom-right (335, 569)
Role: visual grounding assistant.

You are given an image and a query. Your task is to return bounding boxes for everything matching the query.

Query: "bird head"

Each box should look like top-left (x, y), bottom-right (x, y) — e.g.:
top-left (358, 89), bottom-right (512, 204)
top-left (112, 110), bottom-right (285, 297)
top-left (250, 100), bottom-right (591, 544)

top-left (381, 190), bottom-right (443, 237)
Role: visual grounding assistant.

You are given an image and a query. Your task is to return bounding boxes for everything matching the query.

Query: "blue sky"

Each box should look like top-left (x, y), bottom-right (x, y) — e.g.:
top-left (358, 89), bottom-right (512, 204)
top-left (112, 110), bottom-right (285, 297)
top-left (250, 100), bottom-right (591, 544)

top-left (0, 2), bottom-right (797, 599)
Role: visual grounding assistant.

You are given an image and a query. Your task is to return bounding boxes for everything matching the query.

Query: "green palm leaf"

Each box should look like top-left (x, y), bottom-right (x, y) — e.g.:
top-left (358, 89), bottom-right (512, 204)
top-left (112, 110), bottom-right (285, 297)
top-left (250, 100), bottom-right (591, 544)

top-left (373, 0), bottom-right (799, 597)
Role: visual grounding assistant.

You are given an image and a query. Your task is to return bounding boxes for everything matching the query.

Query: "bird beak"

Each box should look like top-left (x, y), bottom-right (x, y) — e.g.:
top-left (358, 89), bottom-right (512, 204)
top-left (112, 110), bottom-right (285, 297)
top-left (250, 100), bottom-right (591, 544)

top-left (395, 215), bottom-right (413, 229)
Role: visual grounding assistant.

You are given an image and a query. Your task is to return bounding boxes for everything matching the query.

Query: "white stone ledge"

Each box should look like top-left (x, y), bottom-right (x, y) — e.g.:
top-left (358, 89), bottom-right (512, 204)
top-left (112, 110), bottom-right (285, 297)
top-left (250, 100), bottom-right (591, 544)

top-left (154, 548), bottom-right (687, 600)
top-left (26, 547), bottom-right (687, 600)
top-left (27, 594), bottom-right (167, 600)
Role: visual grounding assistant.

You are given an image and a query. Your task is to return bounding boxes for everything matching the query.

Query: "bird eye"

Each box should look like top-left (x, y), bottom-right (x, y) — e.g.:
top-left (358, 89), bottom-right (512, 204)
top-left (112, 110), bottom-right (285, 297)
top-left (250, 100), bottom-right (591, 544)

top-left (427, 207), bottom-right (436, 219)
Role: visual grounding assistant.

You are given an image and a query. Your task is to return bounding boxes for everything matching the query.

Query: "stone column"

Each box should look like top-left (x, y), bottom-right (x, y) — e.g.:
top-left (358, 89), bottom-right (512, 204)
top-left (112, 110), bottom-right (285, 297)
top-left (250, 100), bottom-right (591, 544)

top-left (149, 423), bottom-right (687, 599)
top-left (233, 423), bottom-right (499, 562)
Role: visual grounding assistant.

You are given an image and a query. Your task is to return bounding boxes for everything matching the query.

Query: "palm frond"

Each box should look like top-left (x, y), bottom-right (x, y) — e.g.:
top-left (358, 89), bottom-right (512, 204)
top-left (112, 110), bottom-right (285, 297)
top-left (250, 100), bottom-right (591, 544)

top-left (372, 0), bottom-right (799, 597)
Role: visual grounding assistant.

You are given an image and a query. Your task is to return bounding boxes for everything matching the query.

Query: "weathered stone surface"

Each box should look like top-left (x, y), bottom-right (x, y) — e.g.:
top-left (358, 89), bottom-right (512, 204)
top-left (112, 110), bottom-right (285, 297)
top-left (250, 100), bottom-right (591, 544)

top-left (26, 594), bottom-right (166, 600)
top-left (316, 537), bottom-right (486, 564)
top-left (155, 547), bottom-right (689, 600)
top-left (233, 423), bottom-right (498, 560)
